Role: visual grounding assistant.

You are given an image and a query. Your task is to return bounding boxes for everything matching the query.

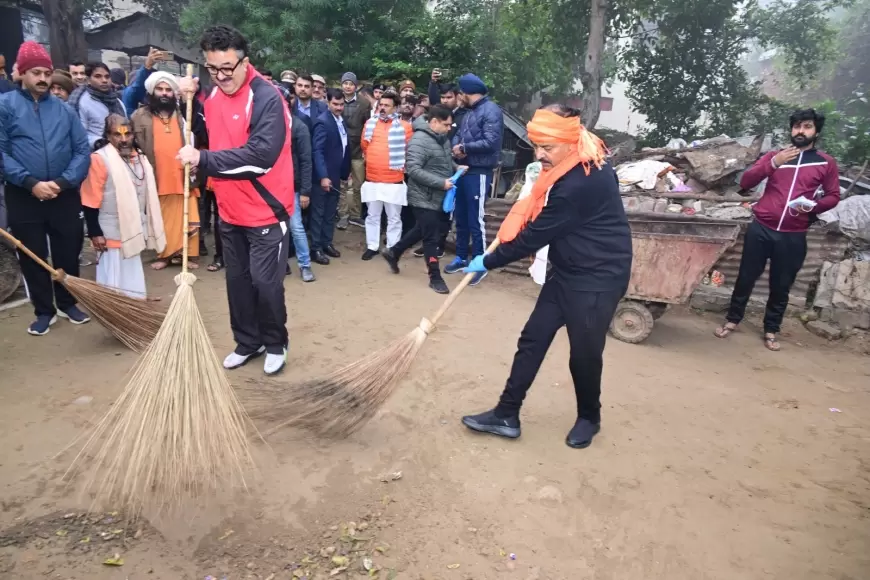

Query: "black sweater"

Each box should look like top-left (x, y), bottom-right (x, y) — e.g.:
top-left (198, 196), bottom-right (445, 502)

top-left (484, 163), bottom-right (633, 291)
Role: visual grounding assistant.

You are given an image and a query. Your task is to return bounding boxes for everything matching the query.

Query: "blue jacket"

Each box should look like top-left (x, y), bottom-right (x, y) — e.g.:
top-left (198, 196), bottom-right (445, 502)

top-left (312, 111), bottom-right (351, 188)
top-left (295, 99), bottom-right (328, 136)
top-left (452, 96), bottom-right (503, 170)
top-left (0, 88), bottom-right (90, 191)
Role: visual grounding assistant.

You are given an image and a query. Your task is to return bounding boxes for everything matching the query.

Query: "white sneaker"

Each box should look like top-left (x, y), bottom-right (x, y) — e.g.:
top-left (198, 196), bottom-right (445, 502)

top-left (264, 349), bottom-right (287, 376)
top-left (223, 346), bottom-right (266, 370)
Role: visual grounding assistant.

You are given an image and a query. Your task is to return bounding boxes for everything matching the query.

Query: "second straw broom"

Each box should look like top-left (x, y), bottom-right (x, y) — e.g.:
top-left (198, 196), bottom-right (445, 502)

top-left (65, 65), bottom-right (257, 514)
top-left (253, 238), bottom-right (502, 438)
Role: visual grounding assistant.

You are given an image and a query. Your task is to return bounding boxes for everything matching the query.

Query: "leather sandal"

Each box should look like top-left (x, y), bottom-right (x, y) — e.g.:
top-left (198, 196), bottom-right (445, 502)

top-left (764, 334), bottom-right (781, 351)
top-left (714, 322), bottom-right (737, 338)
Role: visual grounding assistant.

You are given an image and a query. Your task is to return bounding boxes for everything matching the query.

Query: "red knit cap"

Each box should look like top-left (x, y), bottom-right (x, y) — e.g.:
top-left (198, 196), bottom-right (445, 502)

top-left (16, 41), bottom-right (53, 74)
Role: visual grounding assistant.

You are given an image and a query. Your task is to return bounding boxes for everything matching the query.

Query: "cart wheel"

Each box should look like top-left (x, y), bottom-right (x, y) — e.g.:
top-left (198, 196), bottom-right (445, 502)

top-left (610, 301), bottom-right (655, 344)
top-left (647, 302), bottom-right (668, 320)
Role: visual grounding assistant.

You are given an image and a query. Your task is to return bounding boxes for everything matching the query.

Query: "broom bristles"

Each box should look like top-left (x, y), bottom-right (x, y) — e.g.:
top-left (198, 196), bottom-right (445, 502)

top-left (252, 320), bottom-right (432, 438)
top-left (60, 272), bottom-right (164, 352)
top-left (65, 273), bottom-right (257, 515)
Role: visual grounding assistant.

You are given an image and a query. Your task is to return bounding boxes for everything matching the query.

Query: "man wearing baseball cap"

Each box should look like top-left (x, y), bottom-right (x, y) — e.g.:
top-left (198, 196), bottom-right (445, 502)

top-left (0, 41), bottom-right (91, 335)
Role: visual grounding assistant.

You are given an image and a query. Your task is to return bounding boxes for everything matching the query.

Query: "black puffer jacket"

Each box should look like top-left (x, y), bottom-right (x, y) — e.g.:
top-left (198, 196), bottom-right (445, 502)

top-left (406, 117), bottom-right (457, 211)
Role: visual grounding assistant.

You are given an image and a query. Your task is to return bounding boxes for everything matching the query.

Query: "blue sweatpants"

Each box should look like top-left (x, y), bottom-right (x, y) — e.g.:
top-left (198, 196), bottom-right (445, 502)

top-left (454, 170), bottom-right (492, 260)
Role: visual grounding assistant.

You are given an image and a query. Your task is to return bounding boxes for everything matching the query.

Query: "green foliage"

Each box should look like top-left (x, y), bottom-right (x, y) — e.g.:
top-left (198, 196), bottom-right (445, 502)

top-left (814, 93), bottom-right (870, 164)
top-left (622, 0), bottom-right (844, 145)
top-left (622, 0), bottom-right (755, 144)
top-left (181, 0), bottom-right (426, 80)
top-left (751, 0), bottom-right (840, 84)
top-left (180, 0), bottom-right (590, 110)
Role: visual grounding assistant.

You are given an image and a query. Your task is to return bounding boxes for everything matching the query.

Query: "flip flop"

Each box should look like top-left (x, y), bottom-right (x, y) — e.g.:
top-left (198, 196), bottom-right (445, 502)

top-left (207, 258), bottom-right (224, 272)
top-left (714, 322), bottom-right (737, 338)
top-left (150, 259), bottom-right (169, 271)
top-left (764, 334), bottom-right (781, 352)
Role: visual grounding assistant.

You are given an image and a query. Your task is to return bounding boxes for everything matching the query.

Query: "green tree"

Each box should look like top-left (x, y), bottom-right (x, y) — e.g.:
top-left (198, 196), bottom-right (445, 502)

top-left (181, 0), bottom-right (428, 80)
top-left (621, 0), bottom-right (844, 145)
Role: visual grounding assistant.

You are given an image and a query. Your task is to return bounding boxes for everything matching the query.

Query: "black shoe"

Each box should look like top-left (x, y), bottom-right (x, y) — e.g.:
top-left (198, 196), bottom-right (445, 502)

top-left (437, 247), bottom-right (445, 259)
top-left (461, 409), bottom-right (521, 439)
top-left (285, 262), bottom-right (292, 276)
top-left (565, 418), bottom-right (601, 449)
top-left (381, 248), bottom-right (400, 274)
top-left (324, 244), bottom-right (341, 258)
top-left (412, 246), bottom-right (425, 258)
top-left (429, 277), bottom-right (449, 294)
top-left (361, 249), bottom-right (378, 261)
top-left (312, 250), bottom-right (330, 265)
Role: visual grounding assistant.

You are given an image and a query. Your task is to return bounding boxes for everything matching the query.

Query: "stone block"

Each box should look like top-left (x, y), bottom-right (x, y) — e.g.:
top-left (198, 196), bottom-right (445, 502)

top-left (805, 320), bottom-right (843, 340)
top-left (690, 285), bottom-right (732, 312)
top-left (832, 308), bottom-right (870, 331)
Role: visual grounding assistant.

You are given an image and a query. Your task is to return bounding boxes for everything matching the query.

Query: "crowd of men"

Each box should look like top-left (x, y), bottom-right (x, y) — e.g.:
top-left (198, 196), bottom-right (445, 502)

top-left (0, 25), bottom-right (844, 448)
top-left (0, 29), bottom-right (504, 375)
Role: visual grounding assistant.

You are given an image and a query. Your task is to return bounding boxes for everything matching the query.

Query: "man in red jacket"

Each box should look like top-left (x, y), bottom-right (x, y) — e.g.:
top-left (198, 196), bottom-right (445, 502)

top-left (177, 25), bottom-right (294, 375)
top-left (714, 109), bottom-right (840, 351)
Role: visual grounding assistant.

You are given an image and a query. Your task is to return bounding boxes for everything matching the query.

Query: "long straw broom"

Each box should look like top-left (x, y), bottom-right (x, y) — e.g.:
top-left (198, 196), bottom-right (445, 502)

top-left (0, 228), bottom-right (163, 352)
top-left (254, 238), bottom-right (502, 438)
top-left (65, 65), bottom-right (257, 515)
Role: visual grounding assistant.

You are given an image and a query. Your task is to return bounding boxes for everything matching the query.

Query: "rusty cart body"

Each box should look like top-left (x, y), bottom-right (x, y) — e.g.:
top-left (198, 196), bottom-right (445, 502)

top-left (610, 219), bottom-right (741, 343)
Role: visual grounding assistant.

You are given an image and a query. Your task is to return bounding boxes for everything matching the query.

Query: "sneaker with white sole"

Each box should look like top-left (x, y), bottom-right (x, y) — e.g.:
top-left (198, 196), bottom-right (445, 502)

top-left (57, 305), bottom-right (91, 324)
top-left (264, 349), bottom-right (287, 375)
top-left (223, 346), bottom-right (266, 370)
top-left (28, 315), bottom-right (58, 336)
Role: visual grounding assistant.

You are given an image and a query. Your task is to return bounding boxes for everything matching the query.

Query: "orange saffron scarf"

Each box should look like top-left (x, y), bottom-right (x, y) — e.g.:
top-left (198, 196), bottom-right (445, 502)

top-left (497, 109), bottom-right (607, 243)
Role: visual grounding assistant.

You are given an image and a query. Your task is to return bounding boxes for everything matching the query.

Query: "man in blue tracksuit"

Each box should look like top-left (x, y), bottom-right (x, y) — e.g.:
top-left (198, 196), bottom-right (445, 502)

top-left (444, 74), bottom-right (503, 285)
top-left (0, 42), bottom-right (91, 335)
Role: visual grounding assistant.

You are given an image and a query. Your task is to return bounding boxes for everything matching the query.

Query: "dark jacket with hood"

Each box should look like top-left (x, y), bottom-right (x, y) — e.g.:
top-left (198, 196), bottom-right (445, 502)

top-left (406, 116), bottom-right (457, 211)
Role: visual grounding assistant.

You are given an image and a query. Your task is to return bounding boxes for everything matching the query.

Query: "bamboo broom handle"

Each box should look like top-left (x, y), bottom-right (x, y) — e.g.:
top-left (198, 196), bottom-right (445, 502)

top-left (427, 238), bottom-right (501, 326)
top-left (181, 63), bottom-right (195, 274)
top-left (0, 227), bottom-right (61, 279)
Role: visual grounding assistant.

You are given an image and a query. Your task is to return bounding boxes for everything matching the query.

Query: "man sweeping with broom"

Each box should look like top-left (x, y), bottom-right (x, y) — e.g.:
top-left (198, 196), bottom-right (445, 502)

top-left (460, 104), bottom-right (633, 449)
top-left (177, 25), bottom-right (295, 376)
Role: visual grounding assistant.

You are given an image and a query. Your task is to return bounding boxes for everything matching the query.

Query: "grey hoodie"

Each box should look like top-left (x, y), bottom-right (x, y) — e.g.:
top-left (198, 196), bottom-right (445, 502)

top-left (405, 116), bottom-right (457, 211)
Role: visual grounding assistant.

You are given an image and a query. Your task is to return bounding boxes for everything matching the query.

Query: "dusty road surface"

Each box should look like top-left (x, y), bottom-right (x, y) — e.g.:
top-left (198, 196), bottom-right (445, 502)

top-left (0, 230), bottom-right (868, 580)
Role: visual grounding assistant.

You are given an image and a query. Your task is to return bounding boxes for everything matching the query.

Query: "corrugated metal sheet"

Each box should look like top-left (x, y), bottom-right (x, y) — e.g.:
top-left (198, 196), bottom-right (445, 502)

top-left (712, 221), bottom-right (849, 307)
top-left (478, 201), bottom-right (849, 307)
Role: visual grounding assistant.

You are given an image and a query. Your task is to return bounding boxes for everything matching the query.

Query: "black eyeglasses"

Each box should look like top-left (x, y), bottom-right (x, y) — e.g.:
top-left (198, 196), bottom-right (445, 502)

top-left (205, 59), bottom-right (244, 78)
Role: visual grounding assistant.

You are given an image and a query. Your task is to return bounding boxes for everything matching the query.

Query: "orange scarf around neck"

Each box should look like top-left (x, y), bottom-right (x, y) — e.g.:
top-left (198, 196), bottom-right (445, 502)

top-left (497, 110), bottom-right (607, 243)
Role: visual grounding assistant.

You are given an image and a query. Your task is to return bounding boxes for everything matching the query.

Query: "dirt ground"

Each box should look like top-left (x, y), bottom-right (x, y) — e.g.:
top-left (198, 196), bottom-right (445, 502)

top-left (0, 229), bottom-right (868, 580)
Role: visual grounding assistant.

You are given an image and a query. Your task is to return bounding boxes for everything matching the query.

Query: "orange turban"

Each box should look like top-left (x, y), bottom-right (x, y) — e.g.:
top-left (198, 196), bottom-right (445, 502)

top-left (498, 109), bottom-right (607, 243)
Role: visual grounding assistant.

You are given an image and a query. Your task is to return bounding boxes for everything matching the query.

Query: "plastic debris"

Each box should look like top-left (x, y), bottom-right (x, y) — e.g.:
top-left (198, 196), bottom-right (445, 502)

top-left (380, 471), bottom-right (403, 482)
top-left (447, 563), bottom-right (460, 569)
top-left (510, 553), bottom-right (517, 560)
top-left (830, 408), bottom-right (842, 413)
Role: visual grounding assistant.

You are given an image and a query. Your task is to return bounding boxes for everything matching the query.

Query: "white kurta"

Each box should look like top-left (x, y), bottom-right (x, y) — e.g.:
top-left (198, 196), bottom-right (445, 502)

top-left (96, 249), bottom-right (147, 299)
top-left (360, 181), bottom-right (407, 206)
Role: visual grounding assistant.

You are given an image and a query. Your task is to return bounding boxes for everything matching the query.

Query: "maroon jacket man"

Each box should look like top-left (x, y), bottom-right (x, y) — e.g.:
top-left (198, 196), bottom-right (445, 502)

top-left (715, 108), bottom-right (840, 351)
